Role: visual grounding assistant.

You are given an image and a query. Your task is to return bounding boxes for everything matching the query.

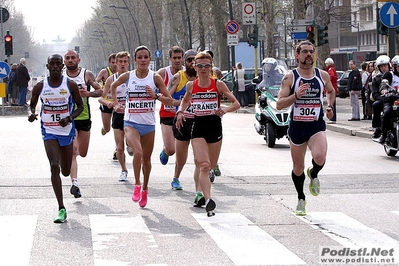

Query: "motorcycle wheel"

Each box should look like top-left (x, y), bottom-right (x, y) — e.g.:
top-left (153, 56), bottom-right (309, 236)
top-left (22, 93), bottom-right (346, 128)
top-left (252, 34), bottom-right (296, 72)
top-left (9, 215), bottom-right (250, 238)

top-left (265, 123), bottom-right (276, 148)
top-left (384, 144), bottom-right (398, 156)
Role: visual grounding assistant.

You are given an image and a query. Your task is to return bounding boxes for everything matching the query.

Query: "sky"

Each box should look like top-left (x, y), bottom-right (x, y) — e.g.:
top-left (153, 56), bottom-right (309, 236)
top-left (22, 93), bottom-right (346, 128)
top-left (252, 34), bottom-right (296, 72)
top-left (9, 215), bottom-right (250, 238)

top-left (13, 0), bottom-right (98, 43)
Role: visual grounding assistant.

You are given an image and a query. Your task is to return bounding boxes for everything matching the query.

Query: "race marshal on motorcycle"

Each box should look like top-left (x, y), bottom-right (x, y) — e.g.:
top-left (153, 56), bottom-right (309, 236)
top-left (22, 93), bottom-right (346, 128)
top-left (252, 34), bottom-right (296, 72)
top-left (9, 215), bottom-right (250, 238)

top-left (276, 40), bottom-right (335, 217)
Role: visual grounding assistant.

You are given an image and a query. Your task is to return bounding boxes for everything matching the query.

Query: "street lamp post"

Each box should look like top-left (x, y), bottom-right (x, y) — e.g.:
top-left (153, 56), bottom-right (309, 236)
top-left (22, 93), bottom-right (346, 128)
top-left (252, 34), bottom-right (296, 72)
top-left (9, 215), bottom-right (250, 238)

top-left (350, 22), bottom-right (360, 52)
top-left (101, 21), bottom-right (126, 54)
top-left (103, 14), bottom-right (132, 52)
top-left (182, 0), bottom-right (192, 48)
top-left (143, 0), bottom-right (160, 70)
top-left (109, 3), bottom-right (142, 45)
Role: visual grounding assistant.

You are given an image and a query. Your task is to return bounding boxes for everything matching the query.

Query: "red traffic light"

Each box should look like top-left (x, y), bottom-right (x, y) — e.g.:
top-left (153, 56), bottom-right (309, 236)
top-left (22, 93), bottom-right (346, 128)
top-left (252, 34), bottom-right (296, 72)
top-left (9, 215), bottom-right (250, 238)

top-left (306, 26), bottom-right (314, 32)
top-left (4, 35), bottom-right (12, 42)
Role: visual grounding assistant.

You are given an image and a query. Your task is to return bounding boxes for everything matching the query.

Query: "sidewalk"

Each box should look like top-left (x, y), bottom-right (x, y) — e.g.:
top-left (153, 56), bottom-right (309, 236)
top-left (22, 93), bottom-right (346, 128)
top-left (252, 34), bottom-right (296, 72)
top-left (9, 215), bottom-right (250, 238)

top-left (234, 97), bottom-right (374, 139)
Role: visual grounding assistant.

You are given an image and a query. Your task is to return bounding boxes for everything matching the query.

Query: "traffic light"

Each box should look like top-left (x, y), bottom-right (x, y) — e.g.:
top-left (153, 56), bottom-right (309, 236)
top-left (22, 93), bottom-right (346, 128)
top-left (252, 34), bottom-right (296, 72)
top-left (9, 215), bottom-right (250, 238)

top-left (317, 25), bottom-right (328, 46)
top-left (75, 46), bottom-right (80, 53)
top-left (306, 25), bottom-right (315, 45)
top-left (247, 25), bottom-right (259, 48)
top-left (378, 18), bottom-right (388, 35)
top-left (4, 31), bottom-right (12, 56)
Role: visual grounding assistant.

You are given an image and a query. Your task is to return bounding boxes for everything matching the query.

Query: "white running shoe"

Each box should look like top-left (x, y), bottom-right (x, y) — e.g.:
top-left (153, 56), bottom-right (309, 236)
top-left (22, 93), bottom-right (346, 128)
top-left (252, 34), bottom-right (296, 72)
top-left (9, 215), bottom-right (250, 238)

top-left (126, 146), bottom-right (133, 156)
top-left (119, 171), bottom-right (128, 182)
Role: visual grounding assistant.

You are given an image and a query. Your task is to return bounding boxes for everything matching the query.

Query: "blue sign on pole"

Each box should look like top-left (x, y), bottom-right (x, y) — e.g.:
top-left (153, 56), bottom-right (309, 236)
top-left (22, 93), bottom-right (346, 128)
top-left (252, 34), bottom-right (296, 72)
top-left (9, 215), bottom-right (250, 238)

top-left (154, 50), bottom-right (162, 58)
top-left (291, 32), bottom-right (307, 40)
top-left (0, 61), bottom-right (10, 79)
top-left (380, 2), bottom-right (399, 28)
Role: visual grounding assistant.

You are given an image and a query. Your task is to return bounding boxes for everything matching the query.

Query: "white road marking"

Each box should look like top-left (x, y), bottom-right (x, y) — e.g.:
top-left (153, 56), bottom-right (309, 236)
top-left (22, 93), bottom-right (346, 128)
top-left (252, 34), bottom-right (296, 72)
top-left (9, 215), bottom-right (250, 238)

top-left (90, 214), bottom-right (160, 266)
top-left (303, 212), bottom-right (399, 248)
top-left (0, 215), bottom-right (37, 266)
top-left (192, 213), bottom-right (306, 265)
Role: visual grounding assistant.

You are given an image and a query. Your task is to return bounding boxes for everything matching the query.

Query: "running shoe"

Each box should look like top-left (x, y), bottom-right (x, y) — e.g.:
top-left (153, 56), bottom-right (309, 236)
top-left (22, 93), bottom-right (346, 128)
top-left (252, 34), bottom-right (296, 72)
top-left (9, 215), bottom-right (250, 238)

top-left (101, 127), bottom-right (106, 135)
top-left (307, 167), bottom-right (320, 196)
top-left (139, 190), bottom-right (148, 208)
top-left (295, 199), bottom-right (306, 216)
top-left (119, 171), bottom-right (128, 182)
top-left (132, 185), bottom-right (141, 202)
top-left (126, 145), bottom-right (133, 156)
top-left (205, 198), bottom-right (216, 217)
top-left (213, 165), bottom-right (221, 176)
top-left (209, 169), bottom-right (215, 183)
top-left (171, 178), bottom-right (183, 190)
top-left (112, 150), bottom-right (118, 161)
top-left (70, 184), bottom-right (81, 198)
top-left (54, 208), bottom-right (67, 223)
top-left (159, 149), bottom-right (169, 165)
top-left (194, 192), bottom-right (205, 207)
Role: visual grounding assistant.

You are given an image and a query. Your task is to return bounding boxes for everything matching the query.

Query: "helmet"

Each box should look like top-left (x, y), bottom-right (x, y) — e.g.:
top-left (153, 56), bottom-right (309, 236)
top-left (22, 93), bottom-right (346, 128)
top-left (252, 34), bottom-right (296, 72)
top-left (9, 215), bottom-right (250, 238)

top-left (376, 55), bottom-right (391, 67)
top-left (262, 58), bottom-right (277, 71)
top-left (391, 55), bottom-right (399, 66)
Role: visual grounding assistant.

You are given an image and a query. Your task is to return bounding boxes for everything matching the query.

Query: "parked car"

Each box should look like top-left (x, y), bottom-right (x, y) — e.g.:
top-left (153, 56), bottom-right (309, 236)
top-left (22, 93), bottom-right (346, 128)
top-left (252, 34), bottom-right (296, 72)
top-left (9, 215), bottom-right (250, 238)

top-left (337, 70), bottom-right (351, 98)
top-left (220, 68), bottom-right (263, 105)
top-left (336, 70), bottom-right (344, 80)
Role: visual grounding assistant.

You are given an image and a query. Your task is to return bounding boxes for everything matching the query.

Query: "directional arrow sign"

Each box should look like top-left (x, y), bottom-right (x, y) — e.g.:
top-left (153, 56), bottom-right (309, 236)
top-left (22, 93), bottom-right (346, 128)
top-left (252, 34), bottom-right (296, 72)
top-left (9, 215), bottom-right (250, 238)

top-left (291, 32), bottom-right (307, 40)
top-left (0, 61), bottom-right (10, 79)
top-left (291, 19), bottom-right (313, 26)
top-left (290, 26), bottom-right (307, 32)
top-left (380, 2), bottom-right (399, 28)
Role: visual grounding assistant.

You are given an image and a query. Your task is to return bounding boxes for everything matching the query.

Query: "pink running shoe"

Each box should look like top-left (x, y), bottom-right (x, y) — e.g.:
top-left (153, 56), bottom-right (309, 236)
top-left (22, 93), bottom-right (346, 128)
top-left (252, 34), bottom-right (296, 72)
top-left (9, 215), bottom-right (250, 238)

top-left (139, 190), bottom-right (148, 208)
top-left (132, 185), bottom-right (141, 202)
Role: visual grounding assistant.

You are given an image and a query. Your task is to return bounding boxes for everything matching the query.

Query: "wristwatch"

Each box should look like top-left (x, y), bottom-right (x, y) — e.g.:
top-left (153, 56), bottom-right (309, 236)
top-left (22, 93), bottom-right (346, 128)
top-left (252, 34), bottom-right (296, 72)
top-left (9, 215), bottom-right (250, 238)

top-left (155, 93), bottom-right (162, 99)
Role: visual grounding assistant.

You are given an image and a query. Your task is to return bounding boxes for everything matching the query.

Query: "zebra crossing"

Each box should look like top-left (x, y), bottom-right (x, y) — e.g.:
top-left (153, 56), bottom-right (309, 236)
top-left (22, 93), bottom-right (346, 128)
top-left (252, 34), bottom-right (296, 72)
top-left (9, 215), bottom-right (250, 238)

top-left (1, 203), bottom-right (398, 266)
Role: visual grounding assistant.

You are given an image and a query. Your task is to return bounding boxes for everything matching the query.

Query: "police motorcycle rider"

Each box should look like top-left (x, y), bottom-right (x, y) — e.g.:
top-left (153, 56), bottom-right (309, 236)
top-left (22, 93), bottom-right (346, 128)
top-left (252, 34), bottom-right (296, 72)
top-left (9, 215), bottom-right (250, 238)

top-left (372, 55), bottom-right (399, 144)
top-left (261, 58), bottom-right (284, 87)
top-left (371, 55), bottom-right (391, 141)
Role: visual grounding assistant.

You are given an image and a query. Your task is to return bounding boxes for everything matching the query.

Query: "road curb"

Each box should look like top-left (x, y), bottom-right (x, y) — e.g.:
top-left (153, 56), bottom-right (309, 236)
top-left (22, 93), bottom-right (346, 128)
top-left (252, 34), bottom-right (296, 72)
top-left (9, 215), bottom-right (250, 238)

top-left (326, 123), bottom-right (373, 139)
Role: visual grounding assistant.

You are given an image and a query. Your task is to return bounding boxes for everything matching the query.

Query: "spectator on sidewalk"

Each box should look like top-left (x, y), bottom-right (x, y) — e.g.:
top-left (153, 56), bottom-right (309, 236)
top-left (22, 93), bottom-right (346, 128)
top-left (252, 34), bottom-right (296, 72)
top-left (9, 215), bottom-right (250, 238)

top-left (325, 58), bottom-right (338, 123)
top-left (361, 61), bottom-right (369, 120)
top-left (16, 58), bottom-right (30, 106)
top-left (7, 64), bottom-right (19, 106)
top-left (234, 62), bottom-right (247, 108)
top-left (363, 61), bottom-right (375, 120)
top-left (348, 60), bottom-right (361, 121)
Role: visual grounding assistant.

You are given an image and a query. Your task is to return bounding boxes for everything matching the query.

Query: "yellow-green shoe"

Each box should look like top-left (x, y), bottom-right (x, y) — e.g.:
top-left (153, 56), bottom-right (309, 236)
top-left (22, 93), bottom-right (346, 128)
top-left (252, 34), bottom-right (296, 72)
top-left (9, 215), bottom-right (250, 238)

top-left (54, 208), bottom-right (67, 223)
top-left (307, 167), bottom-right (320, 196)
top-left (295, 199), bottom-right (306, 216)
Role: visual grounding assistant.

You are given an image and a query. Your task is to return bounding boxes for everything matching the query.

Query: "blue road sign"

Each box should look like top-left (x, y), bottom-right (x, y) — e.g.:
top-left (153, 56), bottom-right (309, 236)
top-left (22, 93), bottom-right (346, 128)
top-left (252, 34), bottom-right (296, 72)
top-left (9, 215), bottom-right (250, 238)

top-left (0, 61), bottom-right (10, 79)
top-left (154, 50), bottom-right (162, 58)
top-left (380, 2), bottom-right (399, 28)
top-left (291, 32), bottom-right (307, 40)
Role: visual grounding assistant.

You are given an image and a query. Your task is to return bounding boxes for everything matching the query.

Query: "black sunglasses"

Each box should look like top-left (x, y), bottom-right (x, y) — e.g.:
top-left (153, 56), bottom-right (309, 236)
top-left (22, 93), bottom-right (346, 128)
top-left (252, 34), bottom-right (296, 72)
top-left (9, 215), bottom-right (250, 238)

top-left (186, 57), bottom-right (195, 62)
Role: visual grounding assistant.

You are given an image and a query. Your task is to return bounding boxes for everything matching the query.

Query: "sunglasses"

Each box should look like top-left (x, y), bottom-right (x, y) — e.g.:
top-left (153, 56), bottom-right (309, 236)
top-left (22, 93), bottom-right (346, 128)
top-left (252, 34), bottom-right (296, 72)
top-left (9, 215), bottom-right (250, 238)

top-left (196, 63), bottom-right (212, 69)
top-left (186, 57), bottom-right (195, 62)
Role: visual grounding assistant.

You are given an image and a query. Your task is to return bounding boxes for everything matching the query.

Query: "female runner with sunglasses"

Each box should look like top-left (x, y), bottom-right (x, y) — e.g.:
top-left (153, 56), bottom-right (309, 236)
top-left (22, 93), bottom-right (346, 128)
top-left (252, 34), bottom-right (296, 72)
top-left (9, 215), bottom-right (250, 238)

top-left (175, 51), bottom-right (240, 216)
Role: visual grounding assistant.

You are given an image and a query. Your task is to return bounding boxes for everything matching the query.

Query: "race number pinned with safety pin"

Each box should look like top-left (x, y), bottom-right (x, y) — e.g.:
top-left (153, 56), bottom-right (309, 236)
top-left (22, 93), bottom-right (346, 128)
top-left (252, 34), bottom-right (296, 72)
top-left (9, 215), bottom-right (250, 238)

top-left (293, 98), bottom-right (321, 121)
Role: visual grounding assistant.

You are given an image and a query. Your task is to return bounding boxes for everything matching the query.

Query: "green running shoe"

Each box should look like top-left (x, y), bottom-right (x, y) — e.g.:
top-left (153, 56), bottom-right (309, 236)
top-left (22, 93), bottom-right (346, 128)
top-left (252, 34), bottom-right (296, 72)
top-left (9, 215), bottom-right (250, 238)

top-left (307, 167), bottom-right (320, 196)
top-left (54, 208), bottom-right (67, 223)
top-left (194, 192), bottom-right (205, 207)
top-left (295, 199), bottom-right (306, 216)
top-left (213, 165), bottom-right (221, 176)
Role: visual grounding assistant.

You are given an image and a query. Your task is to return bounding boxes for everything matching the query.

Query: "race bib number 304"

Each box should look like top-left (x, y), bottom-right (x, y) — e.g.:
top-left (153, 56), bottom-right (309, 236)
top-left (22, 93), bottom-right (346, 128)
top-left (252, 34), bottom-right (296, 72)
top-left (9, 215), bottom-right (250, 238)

top-left (293, 99), bottom-right (321, 121)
